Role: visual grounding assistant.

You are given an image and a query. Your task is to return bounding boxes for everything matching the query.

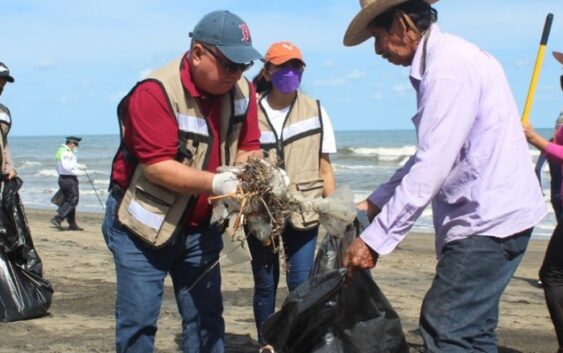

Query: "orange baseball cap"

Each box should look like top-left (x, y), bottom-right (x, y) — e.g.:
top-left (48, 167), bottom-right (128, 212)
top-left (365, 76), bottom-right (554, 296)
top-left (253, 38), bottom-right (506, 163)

top-left (264, 41), bottom-right (306, 66)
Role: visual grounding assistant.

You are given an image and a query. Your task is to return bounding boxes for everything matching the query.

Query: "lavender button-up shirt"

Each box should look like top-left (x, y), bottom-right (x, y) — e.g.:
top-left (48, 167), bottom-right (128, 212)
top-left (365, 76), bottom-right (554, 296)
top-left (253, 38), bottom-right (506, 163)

top-left (362, 25), bottom-right (546, 258)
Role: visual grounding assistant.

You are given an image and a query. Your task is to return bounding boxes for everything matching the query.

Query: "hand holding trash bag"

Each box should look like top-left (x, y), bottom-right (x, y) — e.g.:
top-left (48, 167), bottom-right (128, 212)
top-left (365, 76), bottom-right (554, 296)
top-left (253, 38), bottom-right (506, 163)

top-left (343, 237), bottom-right (379, 271)
top-left (262, 220), bottom-right (409, 353)
top-left (344, 199), bottom-right (380, 271)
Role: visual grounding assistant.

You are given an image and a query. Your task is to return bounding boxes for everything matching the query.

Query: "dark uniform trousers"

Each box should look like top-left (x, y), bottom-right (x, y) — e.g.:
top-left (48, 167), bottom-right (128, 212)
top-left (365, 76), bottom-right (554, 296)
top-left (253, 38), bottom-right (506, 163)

top-left (56, 175), bottom-right (79, 225)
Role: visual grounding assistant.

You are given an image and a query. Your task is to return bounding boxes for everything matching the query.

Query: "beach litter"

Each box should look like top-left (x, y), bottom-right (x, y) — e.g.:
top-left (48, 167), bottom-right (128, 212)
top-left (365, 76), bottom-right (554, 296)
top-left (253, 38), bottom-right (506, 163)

top-left (210, 158), bottom-right (357, 251)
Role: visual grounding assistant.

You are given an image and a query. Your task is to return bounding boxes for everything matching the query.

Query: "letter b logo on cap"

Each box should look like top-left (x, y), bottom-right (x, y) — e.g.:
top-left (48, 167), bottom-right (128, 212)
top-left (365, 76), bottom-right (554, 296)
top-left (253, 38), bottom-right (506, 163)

top-left (239, 23), bottom-right (251, 43)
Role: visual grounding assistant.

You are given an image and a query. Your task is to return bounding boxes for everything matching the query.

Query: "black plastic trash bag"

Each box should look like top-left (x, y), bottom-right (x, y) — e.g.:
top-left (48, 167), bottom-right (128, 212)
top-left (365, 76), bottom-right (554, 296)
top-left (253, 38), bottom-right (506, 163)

top-left (262, 221), bottom-right (408, 353)
top-left (0, 177), bottom-right (53, 322)
top-left (51, 188), bottom-right (64, 207)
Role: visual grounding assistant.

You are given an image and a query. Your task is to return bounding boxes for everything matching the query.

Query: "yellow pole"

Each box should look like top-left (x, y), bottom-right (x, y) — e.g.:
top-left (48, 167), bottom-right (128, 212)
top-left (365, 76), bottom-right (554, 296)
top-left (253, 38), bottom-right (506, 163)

top-left (522, 13), bottom-right (554, 124)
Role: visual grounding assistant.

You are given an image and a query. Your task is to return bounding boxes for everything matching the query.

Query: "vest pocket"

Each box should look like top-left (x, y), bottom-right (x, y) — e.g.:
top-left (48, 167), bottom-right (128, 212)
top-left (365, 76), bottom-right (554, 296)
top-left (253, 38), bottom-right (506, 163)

top-left (126, 182), bottom-right (175, 232)
top-left (296, 178), bottom-right (324, 194)
top-left (118, 168), bottom-right (183, 247)
top-left (136, 182), bottom-right (176, 206)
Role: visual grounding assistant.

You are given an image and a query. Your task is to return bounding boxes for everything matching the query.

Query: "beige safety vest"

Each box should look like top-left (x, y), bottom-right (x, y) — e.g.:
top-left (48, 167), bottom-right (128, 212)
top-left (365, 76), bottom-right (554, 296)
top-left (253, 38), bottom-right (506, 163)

top-left (258, 93), bottom-right (324, 229)
top-left (116, 56), bottom-right (251, 247)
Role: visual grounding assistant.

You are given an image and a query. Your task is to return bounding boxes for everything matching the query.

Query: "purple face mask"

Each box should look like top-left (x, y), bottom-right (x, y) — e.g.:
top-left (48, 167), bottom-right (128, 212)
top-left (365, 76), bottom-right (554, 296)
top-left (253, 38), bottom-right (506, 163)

top-left (270, 67), bottom-right (303, 94)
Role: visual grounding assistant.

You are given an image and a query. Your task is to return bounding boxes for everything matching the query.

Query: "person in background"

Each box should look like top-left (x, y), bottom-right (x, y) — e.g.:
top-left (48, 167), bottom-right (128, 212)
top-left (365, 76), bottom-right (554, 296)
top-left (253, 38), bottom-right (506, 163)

top-left (523, 50), bottom-right (563, 353)
top-left (250, 41), bottom-right (337, 353)
top-left (341, 0), bottom-right (546, 352)
top-left (0, 62), bottom-right (17, 181)
top-left (534, 115), bottom-right (563, 223)
top-left (50, 136), bottom-right (84, 231)
top-left (102, 10), bottom-right (262, 353)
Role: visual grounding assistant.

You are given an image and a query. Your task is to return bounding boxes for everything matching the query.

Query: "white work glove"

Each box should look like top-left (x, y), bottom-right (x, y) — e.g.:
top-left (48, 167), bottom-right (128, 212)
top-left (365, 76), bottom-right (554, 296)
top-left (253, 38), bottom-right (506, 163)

top-left (212, 170), bottom-right (239, 195)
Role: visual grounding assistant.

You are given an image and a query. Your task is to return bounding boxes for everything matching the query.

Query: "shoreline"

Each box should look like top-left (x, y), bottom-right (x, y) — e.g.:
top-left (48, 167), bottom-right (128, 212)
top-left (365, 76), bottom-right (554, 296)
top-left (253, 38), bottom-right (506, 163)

top-left (0, 208), bottom-right (557, 353)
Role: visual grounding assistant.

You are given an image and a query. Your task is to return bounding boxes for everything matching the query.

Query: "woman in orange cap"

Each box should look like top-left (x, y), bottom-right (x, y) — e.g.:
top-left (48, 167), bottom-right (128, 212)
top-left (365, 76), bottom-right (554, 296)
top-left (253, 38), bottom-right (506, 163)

top-left (249, 41), bottom-right (337, 353)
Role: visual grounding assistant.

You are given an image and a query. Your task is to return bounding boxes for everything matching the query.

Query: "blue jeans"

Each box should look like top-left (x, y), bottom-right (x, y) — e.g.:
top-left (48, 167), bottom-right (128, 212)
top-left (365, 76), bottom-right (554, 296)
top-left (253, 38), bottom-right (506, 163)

top-left (102, 193), bottom-right (224, 353)
top-left (247, 224), bottom-right (318, 345)
top-left (420, 228), bottom-right (532, 353)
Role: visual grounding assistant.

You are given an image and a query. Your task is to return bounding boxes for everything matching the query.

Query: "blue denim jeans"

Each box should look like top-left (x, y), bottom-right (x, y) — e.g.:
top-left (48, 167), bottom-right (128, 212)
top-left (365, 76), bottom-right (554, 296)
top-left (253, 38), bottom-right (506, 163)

top-left (102, 193), bottom-right (224, 353)
top-left (420, 228), bottom-right (532, 353)
top-left (247, 224), bottom-right (318, 345)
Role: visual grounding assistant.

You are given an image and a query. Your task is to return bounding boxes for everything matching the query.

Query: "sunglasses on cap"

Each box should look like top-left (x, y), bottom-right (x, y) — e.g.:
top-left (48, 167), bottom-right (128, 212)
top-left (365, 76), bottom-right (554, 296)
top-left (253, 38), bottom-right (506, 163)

top-left (201, 44), bottom-right (254, 74)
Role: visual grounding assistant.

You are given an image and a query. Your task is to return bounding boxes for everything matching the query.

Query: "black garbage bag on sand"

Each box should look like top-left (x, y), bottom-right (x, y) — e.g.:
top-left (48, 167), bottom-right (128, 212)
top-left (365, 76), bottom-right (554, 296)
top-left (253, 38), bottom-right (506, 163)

top-left (0, 177), bottom-right (53, 322)
top-left (263, 221), bottom-right (408, 353)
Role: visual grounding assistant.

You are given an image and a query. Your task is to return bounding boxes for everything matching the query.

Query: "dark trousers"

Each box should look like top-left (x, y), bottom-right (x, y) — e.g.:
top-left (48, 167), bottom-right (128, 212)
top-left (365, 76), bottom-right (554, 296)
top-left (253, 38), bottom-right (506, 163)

top-left (56, 175), bottom-right (79, 225)
top-left (540, 223), bottom-right (563, 353)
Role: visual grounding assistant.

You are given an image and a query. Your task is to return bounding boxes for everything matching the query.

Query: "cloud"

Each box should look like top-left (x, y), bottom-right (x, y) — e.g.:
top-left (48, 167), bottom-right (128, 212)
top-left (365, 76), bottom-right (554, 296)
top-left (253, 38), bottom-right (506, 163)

top-left (346, 70), bottom-right (368, 80)
top-left (35, 59), bottom-right (57, 70)
top-left (139, 68), bottom-right (154, 80)
top-left (311, 69), bottom-right (368, 87)
top-left (323, 60), bottom-right (336, 68)
top-left (59, 95), bottom-right (74, 104)
top-left (109, 90), bottom-right (128, 103)
top-left (312, 77), bottom-right (348, 87)
top-left (514, 58), bottom-right (531, 68)
top-left (392, 83), bottom-right (410, 93)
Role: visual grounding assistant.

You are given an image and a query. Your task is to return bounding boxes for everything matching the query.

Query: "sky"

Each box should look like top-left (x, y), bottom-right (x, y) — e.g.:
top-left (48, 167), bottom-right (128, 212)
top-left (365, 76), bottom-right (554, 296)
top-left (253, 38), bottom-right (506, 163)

top-left (2, 0), bottom-right (562, 136)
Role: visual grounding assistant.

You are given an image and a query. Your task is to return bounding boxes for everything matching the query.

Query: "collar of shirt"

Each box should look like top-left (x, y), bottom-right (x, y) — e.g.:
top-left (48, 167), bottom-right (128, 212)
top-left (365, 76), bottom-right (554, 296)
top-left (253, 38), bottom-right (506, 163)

top-left (409, 24), bottom-right (441, 85)
top-left (180, 53), bottom-right (217, 115)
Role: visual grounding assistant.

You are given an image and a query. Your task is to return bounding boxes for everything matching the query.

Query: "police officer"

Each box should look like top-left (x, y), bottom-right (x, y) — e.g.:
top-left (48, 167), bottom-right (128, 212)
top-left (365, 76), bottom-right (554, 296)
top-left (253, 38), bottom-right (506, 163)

top-left (50, 136), bottom-right (84, 231)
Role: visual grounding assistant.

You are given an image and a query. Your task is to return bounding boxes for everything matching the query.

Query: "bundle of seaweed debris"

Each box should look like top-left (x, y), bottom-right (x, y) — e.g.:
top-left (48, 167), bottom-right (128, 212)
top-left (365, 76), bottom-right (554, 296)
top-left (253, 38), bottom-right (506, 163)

top-left (210, 158), bottom-right (301, 247)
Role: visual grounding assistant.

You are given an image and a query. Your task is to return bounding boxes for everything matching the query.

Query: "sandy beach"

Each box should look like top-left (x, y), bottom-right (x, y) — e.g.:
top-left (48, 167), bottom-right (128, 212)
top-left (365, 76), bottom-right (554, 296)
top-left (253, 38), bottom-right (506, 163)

top-left (0, 207), bottom-right (558, 353)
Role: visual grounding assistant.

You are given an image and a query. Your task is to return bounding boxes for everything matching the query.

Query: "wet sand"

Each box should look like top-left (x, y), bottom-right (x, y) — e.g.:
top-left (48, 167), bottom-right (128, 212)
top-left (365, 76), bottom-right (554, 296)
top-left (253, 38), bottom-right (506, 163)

top-left (0, 208), bottom-right (557, 353)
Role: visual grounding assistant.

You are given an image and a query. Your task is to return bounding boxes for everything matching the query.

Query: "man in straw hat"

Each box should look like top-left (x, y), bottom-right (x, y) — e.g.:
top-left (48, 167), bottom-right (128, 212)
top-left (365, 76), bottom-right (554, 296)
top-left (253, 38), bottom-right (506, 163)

top-left (523, 50), bottom-right (563, 353)
top-left (342, 0), bottom-right (546, 351)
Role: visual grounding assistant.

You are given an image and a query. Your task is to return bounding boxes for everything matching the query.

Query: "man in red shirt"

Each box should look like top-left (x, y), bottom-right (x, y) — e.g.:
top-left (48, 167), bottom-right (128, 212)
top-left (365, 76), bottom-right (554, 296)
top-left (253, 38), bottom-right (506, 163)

top-left (102, 10), bottom-right (262, 353)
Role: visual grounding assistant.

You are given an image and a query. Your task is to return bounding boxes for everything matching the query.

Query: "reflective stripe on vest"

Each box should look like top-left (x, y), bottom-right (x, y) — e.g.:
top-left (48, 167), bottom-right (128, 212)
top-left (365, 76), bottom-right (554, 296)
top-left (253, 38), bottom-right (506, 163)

top-left (282, 116), bottom-right (321, 142)
top-left (176, 113), bottom-right (210, 137)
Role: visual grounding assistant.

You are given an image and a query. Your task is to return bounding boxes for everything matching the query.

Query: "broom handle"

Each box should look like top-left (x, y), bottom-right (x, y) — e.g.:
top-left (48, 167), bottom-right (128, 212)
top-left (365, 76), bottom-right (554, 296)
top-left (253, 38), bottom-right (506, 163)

top-left (521, 13), bottom-right (554, 124)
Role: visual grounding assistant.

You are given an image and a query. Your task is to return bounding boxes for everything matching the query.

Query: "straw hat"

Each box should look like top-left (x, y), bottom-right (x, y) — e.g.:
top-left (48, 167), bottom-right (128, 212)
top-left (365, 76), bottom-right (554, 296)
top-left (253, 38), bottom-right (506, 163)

top-left (554, 51), bottom-right (563, 65)
top-left (344, 0), bottom-right (439, 46)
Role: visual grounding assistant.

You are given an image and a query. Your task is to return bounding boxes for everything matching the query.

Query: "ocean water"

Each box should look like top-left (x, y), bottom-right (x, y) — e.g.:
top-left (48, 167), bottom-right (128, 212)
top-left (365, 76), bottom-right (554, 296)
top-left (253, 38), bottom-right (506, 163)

top-left (9, 129), bottom-right (556, 238)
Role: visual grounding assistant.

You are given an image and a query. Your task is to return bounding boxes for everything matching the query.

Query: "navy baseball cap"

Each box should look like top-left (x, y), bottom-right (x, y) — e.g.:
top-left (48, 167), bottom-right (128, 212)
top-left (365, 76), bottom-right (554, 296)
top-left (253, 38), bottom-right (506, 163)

top-left (190, 10), bottom-right (262, 64)
top-left (66, 136), bottom-right (82, 146)
top-left (0, 62), bottom-right (15, 83)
